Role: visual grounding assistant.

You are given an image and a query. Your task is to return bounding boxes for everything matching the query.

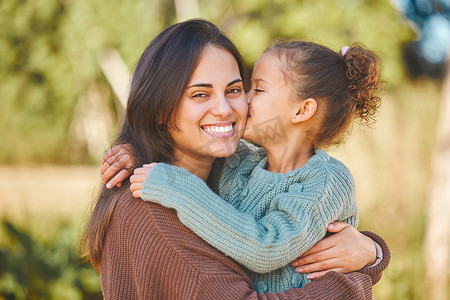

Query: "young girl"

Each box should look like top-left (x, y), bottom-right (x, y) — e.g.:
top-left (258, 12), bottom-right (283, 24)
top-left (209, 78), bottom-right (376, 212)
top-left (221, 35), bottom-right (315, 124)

top-left (103, 41), bottom-right (383, 294)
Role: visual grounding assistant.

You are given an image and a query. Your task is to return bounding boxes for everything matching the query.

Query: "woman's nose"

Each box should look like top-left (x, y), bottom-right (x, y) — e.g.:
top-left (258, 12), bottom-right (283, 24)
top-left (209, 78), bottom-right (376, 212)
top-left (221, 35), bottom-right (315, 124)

top-left (211, 96), bottom-right (233, 116)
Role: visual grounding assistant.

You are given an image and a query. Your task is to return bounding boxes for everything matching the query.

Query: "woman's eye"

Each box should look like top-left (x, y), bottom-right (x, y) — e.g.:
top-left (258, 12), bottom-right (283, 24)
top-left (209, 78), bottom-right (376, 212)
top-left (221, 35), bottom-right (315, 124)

top-left (193, 93), bottom-right (208, 99)
top-left (227, 88), bottom-right (242, 94)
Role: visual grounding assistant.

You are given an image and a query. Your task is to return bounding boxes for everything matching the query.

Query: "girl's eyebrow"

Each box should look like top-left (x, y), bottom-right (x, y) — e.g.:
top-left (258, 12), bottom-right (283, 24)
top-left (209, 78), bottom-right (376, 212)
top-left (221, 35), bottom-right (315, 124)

top-left (187, 78), bottom-right (243, 89)
top-left (252, 78), bottom-right (269, 84)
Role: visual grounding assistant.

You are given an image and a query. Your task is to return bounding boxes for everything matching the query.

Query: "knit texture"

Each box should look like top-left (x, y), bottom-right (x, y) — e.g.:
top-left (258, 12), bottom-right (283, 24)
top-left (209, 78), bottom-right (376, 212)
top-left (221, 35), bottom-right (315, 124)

top-left (140, 141), bottom-right (359, 293)
top-left (99, 186), bottom-right (388, 299)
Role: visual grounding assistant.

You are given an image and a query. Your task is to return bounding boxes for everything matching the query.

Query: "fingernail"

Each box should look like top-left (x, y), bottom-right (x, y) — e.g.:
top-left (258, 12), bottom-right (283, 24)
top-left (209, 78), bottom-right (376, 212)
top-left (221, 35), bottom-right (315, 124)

top-left (307, 274), bottom-right (314, 280)
top-left (327, 224), bottom-right (334, 229)
top-left (106, 183), bottom-right (111, 189)
top-left (296, 267), bottom-right (304, 273)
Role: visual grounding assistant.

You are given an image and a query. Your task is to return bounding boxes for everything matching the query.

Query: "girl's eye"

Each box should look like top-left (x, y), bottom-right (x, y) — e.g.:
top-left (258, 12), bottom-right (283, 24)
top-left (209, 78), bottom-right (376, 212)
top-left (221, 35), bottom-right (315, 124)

top-left (254, 88), bottom-right (264, 93)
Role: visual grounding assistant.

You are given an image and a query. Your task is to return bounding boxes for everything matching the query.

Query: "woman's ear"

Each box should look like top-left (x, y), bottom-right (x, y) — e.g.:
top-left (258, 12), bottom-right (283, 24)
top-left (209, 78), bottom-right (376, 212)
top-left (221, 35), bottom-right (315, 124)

top-left (292, 98), bottom-right (317, 124)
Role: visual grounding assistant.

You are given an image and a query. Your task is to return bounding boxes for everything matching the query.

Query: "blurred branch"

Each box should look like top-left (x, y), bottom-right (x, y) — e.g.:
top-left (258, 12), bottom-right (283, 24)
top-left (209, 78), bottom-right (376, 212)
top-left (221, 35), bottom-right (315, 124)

top-left (98, 48), bottom-right (130, 115)
top-left (174, 0), bottom-right (200, 21)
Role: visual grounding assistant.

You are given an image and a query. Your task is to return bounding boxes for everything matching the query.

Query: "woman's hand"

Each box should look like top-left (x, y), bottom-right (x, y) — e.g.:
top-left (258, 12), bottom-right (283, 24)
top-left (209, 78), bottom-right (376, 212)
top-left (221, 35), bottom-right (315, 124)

top-left (101, 144), bottom-right (137, 188)
top-left (130, 163), bottom-right (157, 198)
top-left (291, 222), bottom-right (376, 280)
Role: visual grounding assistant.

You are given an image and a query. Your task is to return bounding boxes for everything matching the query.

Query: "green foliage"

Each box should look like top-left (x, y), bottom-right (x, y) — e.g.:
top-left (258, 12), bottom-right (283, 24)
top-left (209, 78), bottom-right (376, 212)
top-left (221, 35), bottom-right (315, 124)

top-left (1, 0), bottom-right (415, 165)
top-left (0, 221), bottom-right (101, 300)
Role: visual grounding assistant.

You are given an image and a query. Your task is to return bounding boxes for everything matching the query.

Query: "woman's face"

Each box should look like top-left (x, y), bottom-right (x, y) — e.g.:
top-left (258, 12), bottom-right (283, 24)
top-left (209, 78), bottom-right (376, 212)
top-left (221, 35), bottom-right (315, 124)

top-left (169, 45), bottom-right (248, 162)
top-left (244, 52), bottom-right (295, 146)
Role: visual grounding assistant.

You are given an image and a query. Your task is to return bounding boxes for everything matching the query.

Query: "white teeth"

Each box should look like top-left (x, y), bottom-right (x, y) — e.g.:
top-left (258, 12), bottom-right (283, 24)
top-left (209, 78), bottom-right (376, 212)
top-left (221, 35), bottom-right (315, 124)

top-left (203, 124), bottom-right (233, 134)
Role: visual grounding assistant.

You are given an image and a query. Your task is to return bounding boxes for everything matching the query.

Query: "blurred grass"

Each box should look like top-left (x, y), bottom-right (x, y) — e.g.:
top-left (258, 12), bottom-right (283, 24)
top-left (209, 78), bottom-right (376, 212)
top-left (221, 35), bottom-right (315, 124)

top-left (0, 166), bottom-right (102, 299)
top-left (0, 80), bottom-right (443, 299)
top-left (330, 80), bottom-right (442, 299)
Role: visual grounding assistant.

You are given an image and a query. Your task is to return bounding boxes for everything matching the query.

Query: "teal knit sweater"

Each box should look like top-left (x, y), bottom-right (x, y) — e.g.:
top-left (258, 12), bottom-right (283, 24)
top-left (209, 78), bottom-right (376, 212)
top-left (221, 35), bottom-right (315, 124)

top-left (141, 141), bottom-right (359, 293)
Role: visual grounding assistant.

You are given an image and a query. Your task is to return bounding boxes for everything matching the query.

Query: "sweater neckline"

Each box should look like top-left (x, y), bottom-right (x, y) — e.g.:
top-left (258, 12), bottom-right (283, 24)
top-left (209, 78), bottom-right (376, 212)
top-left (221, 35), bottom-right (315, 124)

top-left (250, 149), bottom-right (328, 183)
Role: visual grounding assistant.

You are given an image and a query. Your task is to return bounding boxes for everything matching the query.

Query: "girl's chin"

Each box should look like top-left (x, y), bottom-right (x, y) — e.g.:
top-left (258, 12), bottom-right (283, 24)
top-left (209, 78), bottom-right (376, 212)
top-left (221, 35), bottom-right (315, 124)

top-left (242, 128), bottom-right (252, 141)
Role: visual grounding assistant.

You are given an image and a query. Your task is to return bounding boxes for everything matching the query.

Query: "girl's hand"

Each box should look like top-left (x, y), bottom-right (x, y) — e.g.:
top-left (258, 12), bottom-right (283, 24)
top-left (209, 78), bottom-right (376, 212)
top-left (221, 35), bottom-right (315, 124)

top-left (291, 222), bottom-right (376, 280)
top-left (130, 163), bottom-right (157, 198)
top-left (101, 144), bottom-right (137, 188)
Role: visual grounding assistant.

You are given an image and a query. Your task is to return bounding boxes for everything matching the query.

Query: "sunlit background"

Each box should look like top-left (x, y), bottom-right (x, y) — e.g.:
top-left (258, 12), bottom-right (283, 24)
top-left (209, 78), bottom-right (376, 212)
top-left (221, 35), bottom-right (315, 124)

top-left (1, 0), bottom-right (449, 299)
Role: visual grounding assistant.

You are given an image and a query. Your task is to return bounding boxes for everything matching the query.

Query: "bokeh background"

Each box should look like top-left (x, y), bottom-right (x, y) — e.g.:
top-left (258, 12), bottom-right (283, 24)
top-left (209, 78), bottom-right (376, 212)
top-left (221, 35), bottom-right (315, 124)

top-left (1, 0), bottom-right (449, 299)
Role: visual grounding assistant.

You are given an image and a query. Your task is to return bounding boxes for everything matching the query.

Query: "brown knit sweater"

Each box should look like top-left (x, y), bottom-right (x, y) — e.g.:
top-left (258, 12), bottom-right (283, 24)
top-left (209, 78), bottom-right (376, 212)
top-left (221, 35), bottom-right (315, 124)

top-left (100, 189), bottom-right (390, 299)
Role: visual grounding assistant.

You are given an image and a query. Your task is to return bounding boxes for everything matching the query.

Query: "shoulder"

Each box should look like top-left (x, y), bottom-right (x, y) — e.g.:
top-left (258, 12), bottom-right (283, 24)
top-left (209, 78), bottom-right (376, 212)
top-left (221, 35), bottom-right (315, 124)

top-left (288, 150), bottom-right (355, 202)
top-left (307, 150), bottom-right (354, 188)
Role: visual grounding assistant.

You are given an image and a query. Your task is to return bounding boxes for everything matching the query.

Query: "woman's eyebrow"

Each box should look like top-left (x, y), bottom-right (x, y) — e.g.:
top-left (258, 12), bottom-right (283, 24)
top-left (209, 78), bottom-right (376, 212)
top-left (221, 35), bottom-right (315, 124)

top-left (187, 78), bottom-right (243, 89)
top-left (187, 83), bottom-right (213, 89)
top-left (227, 79), bottom-right (243, 87)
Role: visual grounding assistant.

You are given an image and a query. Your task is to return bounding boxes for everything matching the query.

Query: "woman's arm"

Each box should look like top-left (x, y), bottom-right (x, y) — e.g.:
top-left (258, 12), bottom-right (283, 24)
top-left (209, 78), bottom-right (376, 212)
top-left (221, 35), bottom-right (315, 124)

top-left (291, 222), bottom-right (387, 280)
top-left (132, 162), bottom-right (358, 273)
top-left (106, 189), bottom-right (376, 300)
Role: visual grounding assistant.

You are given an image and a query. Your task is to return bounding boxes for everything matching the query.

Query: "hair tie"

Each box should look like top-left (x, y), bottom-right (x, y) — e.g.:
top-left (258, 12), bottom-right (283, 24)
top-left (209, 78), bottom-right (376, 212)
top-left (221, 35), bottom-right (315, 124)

top-left (341, 46), bottom-right (349, 56)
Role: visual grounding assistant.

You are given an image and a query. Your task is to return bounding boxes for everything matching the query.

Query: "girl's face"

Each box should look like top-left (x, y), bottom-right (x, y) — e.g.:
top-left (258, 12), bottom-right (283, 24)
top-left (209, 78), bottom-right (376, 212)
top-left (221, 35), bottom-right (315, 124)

top-left (244, 52), bottom-right (295, 146)
top-left (169, 45), bottom-right (248, 163)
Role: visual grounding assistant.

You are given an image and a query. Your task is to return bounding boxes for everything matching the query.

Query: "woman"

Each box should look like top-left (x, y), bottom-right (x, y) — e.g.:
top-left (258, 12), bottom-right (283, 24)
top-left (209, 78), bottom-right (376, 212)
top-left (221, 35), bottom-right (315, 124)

top-left (87, 19), bottom-right (388, 299)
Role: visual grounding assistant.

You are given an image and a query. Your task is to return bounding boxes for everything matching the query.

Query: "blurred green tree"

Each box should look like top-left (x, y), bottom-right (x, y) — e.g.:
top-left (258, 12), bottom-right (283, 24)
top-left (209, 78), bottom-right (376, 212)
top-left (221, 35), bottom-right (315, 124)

top-left (0, 0), bottom-right (414, 164)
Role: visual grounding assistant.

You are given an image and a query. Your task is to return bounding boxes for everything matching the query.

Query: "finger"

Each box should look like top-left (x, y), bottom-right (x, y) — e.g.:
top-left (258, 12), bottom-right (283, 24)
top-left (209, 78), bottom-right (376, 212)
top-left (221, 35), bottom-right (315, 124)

top-left (102, 163), bottom-right (125, 184)
top-left (130, 174), bottom-right (146, 184)
top-left (106, 169), bottom-right (132, 189)
top-left (101, 149), bottom-right (114, 165)
top-left (327, 222), bottom-right (351, 233)
top-left (300, 236), bottom-right (337, 257)
top-left (133, 167), bottom-right (149, 175)
top-left (130, 182), bottom-right (144, 193)
top-left (100, 162), bottom-right (108, 177)
top-left (295, 247), bottom-right (338, 267)
top-left (295, 257), bottom-right (342, 274)
top-left (134, 164), bottom-right (156, 175)
top-left (101, 150), bottom-right (124, 173)
top-left (132, 189), bottom-right (142, 198)
top-left (142, 162), bottom-right (157, 167)
top-left (101, 145), bottom-right (121, 165)
top-left (307, 269), bottom-right (345, 280)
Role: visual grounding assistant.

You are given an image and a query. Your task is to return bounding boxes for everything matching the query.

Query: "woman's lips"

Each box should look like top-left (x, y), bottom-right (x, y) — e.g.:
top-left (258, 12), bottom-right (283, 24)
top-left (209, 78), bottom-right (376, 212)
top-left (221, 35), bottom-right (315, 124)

top-left (202, 123), bottom-right (235, 138)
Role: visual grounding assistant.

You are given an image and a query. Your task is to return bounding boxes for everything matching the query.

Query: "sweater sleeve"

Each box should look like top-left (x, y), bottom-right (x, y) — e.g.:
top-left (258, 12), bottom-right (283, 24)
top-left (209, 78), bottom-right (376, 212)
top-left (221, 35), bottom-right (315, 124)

top-left (358, 231), bottom-right (391, 284)
top-left (140, 161), bottom-right (357, 273)
top-left (195, 271), bottom-right (373, 300)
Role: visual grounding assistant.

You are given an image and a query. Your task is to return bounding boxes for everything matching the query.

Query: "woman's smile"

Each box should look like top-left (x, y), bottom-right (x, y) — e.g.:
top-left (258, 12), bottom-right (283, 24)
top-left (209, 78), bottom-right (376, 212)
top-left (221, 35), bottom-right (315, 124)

top-left (202, 122), bottom-right (236, 138)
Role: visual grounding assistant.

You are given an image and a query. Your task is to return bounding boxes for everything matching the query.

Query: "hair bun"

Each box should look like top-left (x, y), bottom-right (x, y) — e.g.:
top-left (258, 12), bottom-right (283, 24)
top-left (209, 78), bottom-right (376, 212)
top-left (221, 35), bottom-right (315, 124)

top-left (343, 45), bottom-right (381, 125)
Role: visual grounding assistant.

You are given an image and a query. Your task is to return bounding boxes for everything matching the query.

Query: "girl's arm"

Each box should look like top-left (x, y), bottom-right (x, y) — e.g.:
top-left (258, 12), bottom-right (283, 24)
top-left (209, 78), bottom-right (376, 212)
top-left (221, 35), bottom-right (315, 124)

top-left (131, 162), bottom-right (357, 274)
top-left (100, 140), bottom-right (259, 190)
